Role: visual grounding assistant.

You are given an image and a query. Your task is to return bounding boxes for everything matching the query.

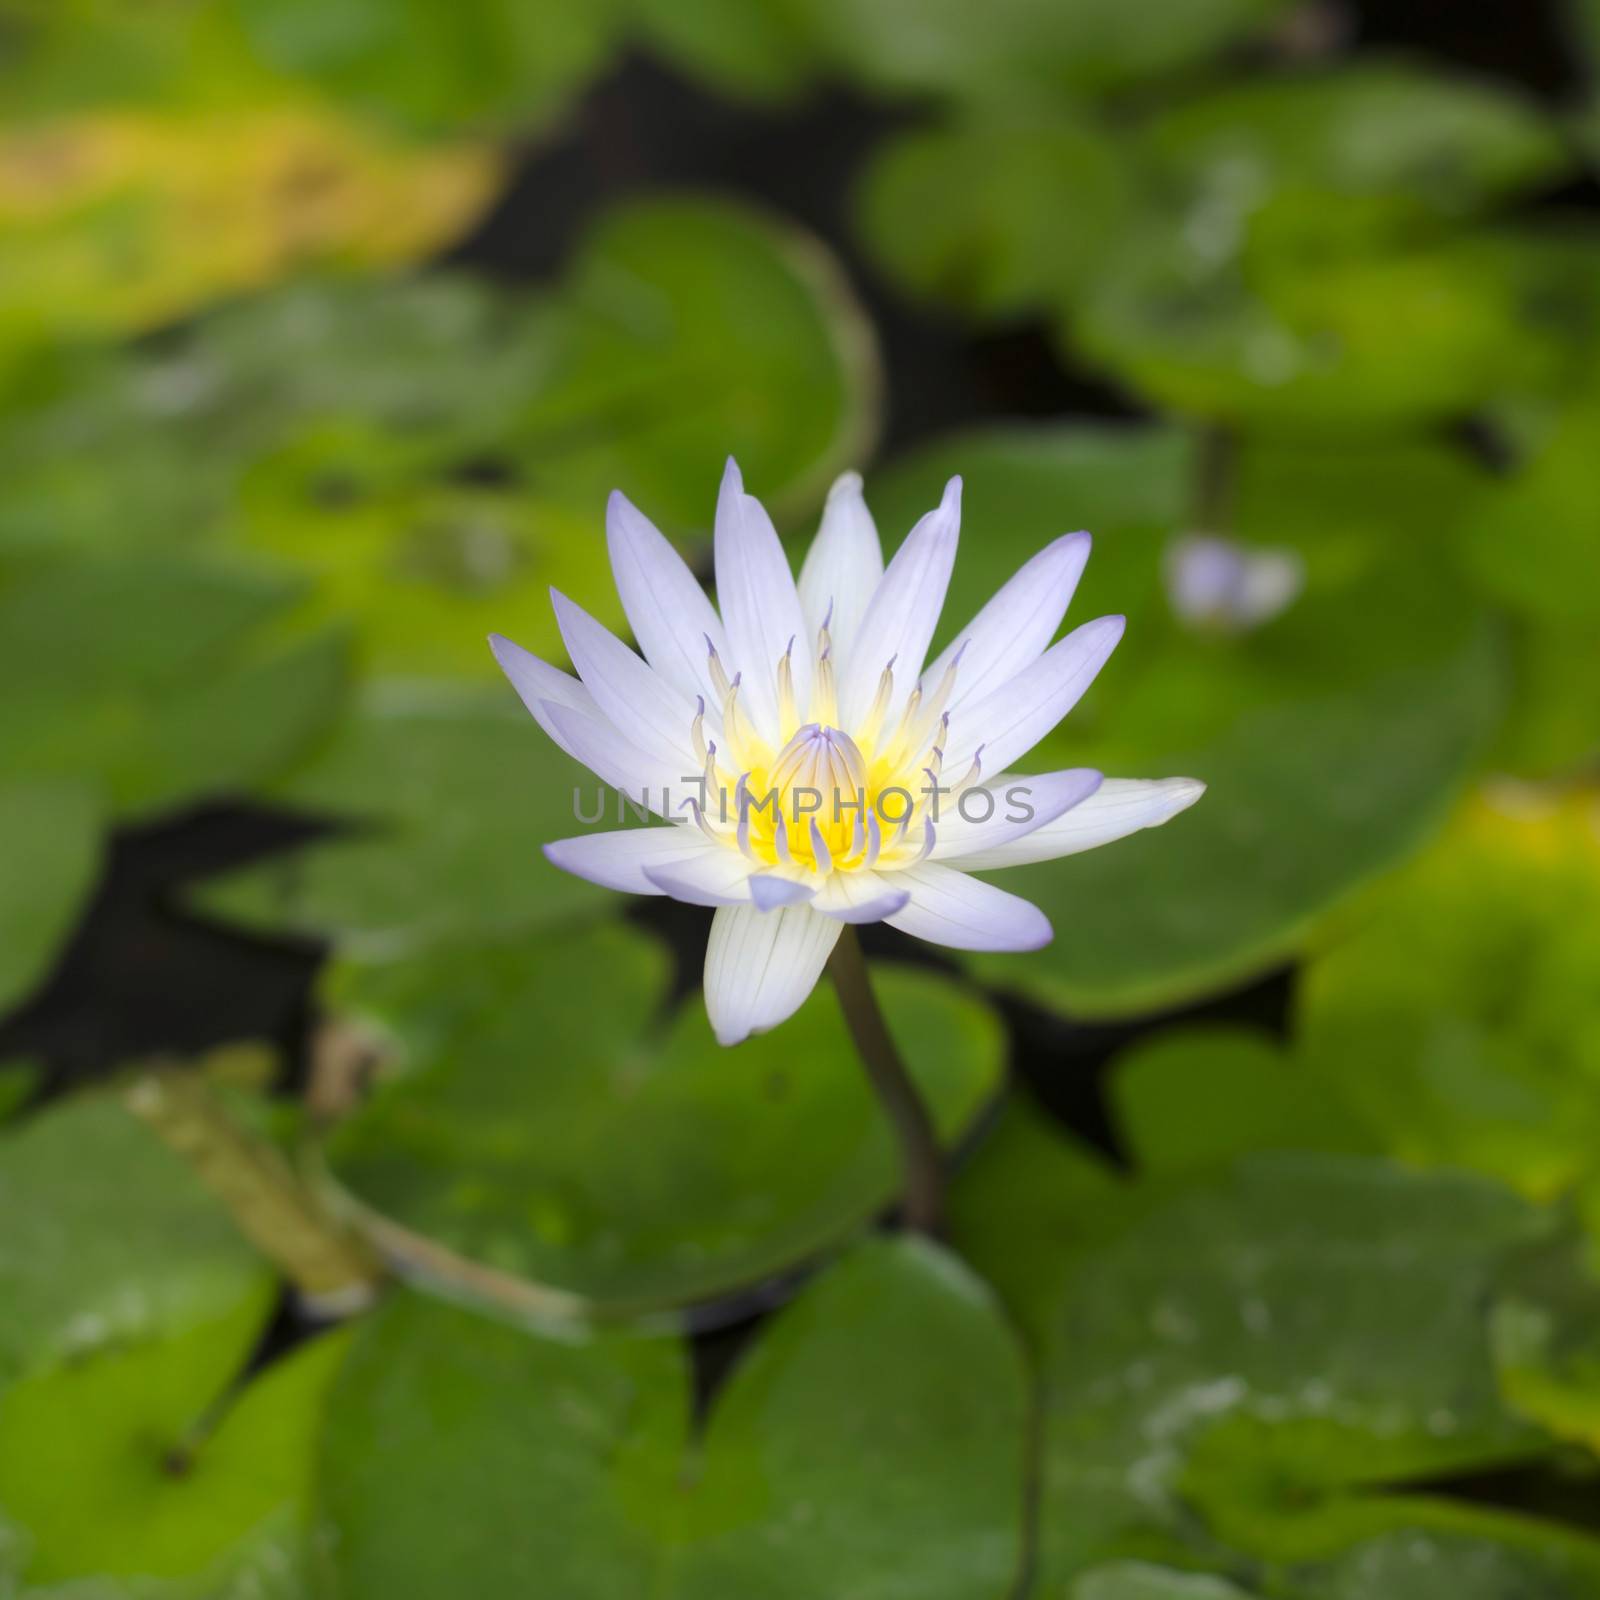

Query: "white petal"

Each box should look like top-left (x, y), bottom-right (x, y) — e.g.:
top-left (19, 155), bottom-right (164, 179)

top-left (551, 589), bottom-right (697, 769)
top-left (704, 903), bottom-right (842, 1045)
top-left (540, 700), bottom-right (677, 814)
top-left (839, 476), bottom-right (961, 728)
top-left (931, 768), bottom-right (1102, 861)
top-left (811, 869), bottom-right (910, 923)
top-left (543, 826), bottom-right (721, 895)
top-left (606, 490), bottom-right (729, 703)
top-left (884, 863), bottom-right (1051, 951)
top-left (942, 613), bottom-right (1124, 777)
top-left (797, 471), bottom-right (883, 672)
top-left (749, 873), bottom-right (817, 911)
top-left (714, 458), bottom-right (810, 744)
top-left (489, 633), bottom-right (598, 762)
top-left (922, 531), bottom-right (1091, 711)
top-left (951, 776), bottom-right (1205, 869)
top-left (644, 848), bottom-right (761, 907)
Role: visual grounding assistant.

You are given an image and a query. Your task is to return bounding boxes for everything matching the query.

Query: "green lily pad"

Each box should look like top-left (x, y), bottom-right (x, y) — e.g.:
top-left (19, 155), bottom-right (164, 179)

top-left (0, 1297), bottom-right (346, 1594)
top-left (1068, 1569), bottom-right (1263, 1600)
top-left (1031, 1154), bottom-right (1563, 1588)
top-left (947, 1093), bottom-right (1127, 1350)
top-left (513, 194), bottom-right (880, 530)
top-left (1297, 790), bottom-right (1600, 1203)
top-left (193, 685), bottom-right (617, 954)
top-left (0, 1095), bottom-right (270, 1386)
top-left (318, 922), bottom-right (1005, 1312)
top-left (783, 0), bottom-right (1292, 100)
top-left (1466, 390), bottom-right (1600, 627)
top-left (1057, 67), bottom-right (1577, 423)
top-left (870, 427), bottom-right (1503, 1016)
top-left (227, 0), bottom-right (621, 136)
top-left (0, 197), bottom-right (879, 677)
top-left (0, 780), bottom-right (99, 1017)
top-left (1109, 1025), bottom-right (1375, 1175)
top-left (1139, 64), bottom-right (1568, 245)
top-left (0, 1061), bottom-right (40, 1122)
top-left (0, 556), bottom-right (349, 819)
top-left (856, 111), bottom-right (1135, 319)
top-left (317, 1237), bottom-right (1028, 1598)
top-left (1074, 229), bottom-right (1562, 426)
top-left (1492, 1227), bottom-right (1600, 1455)
top-left (628, 0), bottom-right (820, 103)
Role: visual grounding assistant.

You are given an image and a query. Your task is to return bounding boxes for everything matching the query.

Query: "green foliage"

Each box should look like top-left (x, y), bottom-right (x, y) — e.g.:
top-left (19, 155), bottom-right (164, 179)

top-left (321, 924), bottom-right (1005, 1310)
top-left (4, 2), bottom-right (1600, 1592)
top-left (318, 1239), bottom-right (1029, 1598)
top-left (0, 781), bottom-right (99, 1016)
top-left (871, 426), bottom-right (1504, 1014)
top-left (0, 1098), bottom-right (270, 1387)
top-left (1298, 792), bottom-right (1600, 1203)
top-left (0, 197), bottom-right (879, 675)
top-left (0, 556), bottom-right (350, 819)
top-left (194, 686), bottom-right (612, 953)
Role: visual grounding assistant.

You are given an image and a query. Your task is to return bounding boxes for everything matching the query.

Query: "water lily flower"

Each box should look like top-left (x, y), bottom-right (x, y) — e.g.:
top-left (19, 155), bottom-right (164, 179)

top-left (1165, 532), bottom-right (1303, 633)
top-left (492, 462), bottom-right (1203, 1045)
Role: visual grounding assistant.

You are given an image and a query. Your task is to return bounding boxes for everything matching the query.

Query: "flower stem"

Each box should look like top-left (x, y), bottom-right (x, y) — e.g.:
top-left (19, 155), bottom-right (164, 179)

top-left (122, 1064), bottom-right (383, 1315)
top-left (826, 927), bottom-right (943, 1234)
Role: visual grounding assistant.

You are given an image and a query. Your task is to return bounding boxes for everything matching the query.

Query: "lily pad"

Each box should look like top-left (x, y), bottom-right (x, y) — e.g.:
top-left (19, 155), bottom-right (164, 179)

top-left (0, 197), bottom-right (880, 677)
top-left (1492, 1228), bottom-right (1600, 1455)
top-left (947, 1093), bottom-right (1127, 1350)
top-left (227, 0), bottom-right (621, 136)
top-left (0, 103), bottom-right (500, 360)
top-left (1069, 1569), bottom-right (1263, 1600)
top-left (1031, 1154), bottom-right (1564, 1587)
top-left (0, 780), bottom-right (99, 1017)
top-left (1109, 1025), bottom-right (1375, 1175)
top-left (0, 1095), bottom-right (270, 1387)
top-left (1138, 64), bottom-right (1568, 245)
top-left (318, 922), bottom-right (1005, 1312)
top-left (316, 1237), bottom-right (1028, 1598)
top-left (783, 0), bottom-right (1293, 100)
top-left (1059, 67), bottom-right (1577, 423)
top-left (0, 1299), bottom-right (346, 1594)
top-left (513, 194), bottom-right (880, 529)
top-left (870, 427), bottom-right (1503, 1016)
top-left (856, 111), bottom-right (1135, 319)
top-left (1297, 790), bottom-right (1600, 1204)
top-left (193, 685), bottom-right (617, 954)
top-left (0, 555), bottom-right (350, 819)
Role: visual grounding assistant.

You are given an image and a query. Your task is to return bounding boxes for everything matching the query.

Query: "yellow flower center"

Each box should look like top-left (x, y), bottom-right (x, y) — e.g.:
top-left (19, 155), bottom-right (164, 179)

top-left (685, 619), bottom-right (982, 877)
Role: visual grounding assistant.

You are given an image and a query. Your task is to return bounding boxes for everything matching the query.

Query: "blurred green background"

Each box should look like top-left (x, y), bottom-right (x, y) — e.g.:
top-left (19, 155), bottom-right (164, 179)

top-left (1, 0), bottom-right (1599, 1595)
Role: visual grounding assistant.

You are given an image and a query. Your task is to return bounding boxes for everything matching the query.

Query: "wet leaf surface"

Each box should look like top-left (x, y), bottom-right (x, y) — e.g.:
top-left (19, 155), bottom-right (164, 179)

top-left (321, 923), bottom-right (1005, 1311)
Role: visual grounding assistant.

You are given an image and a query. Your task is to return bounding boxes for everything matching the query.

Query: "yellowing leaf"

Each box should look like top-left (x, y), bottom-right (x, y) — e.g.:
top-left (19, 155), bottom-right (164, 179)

top-left (0, 103), bottom-right (501, 350)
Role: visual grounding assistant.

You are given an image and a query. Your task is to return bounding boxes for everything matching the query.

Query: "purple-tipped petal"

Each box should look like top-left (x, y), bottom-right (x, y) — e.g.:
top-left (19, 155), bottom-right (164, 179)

top-left (489, 633), bottom-right (596, 760)
top-left (812, 869), bottom-right (911, 924)
top-left (883, 863), bottom-right (1052, 952)
top-left (539, 700), bottom-right (676, 812)
top-left (606, 490), bottom-right (729, 702)
top-left (838, 476), bottom-right (961, 728)
top-left (942, 613), bottom-right (1124, 778)
top-left (644, 848), bottom-right (761, 907)
top-left (951, 776), bottom-right (1206, 869)
top-left (931, 768), bottom-right (1102, 862)
top-left (921, 530), bottom-right (1092, 710)
top-left (714, 458), bottom-right (811, 743)
top-left (797, 471), bottom-right (883, 669)
top-left (551, 589), bottom-right (698, 769)
top-left (749, 873), bottom-right (817, 911)
top-left (543, 827), bottom-right (722, 895)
